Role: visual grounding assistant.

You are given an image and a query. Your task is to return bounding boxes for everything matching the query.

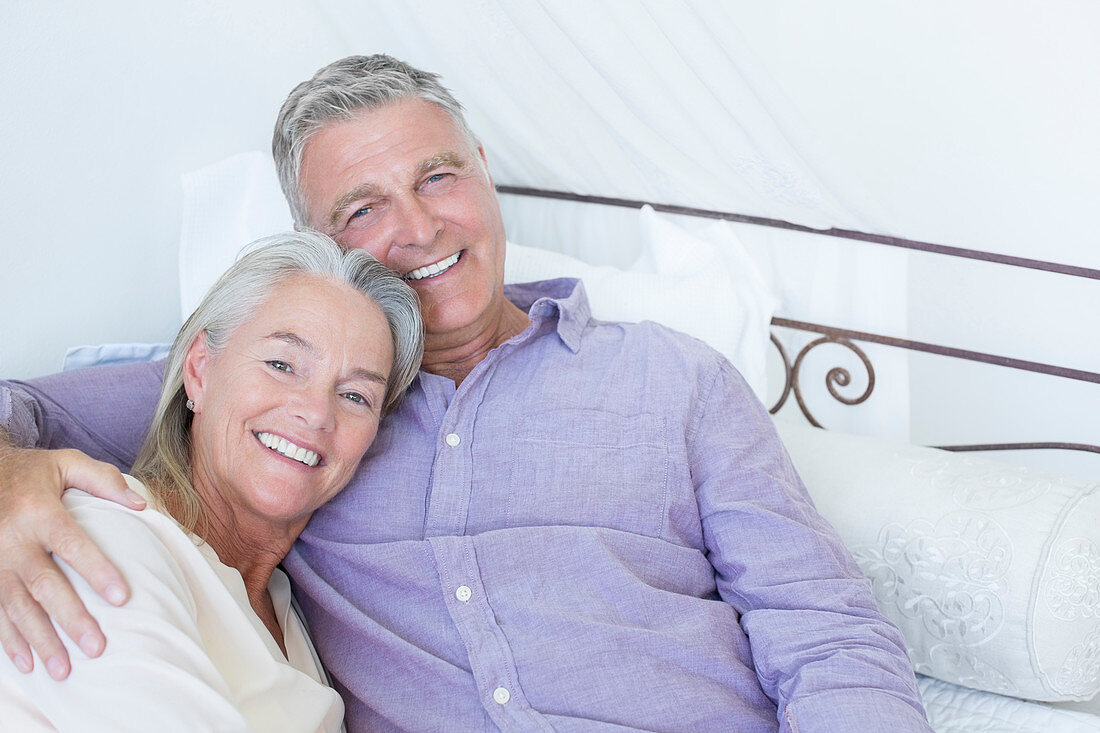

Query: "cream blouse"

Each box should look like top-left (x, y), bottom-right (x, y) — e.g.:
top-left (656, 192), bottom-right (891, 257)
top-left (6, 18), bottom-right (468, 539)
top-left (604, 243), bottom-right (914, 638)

top-left (0, 476), bottom-right (344, 732)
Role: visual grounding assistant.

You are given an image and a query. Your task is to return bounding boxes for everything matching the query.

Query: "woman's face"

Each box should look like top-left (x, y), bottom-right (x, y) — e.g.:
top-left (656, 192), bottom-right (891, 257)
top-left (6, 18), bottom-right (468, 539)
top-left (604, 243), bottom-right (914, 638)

top-left (184, 273), bottom-right (394, 530)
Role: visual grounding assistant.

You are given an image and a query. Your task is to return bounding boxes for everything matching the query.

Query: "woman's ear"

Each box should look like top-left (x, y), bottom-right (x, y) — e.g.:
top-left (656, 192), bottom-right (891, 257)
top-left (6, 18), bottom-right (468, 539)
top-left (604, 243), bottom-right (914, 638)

top-left (182, 332), bottom-right (210, 412)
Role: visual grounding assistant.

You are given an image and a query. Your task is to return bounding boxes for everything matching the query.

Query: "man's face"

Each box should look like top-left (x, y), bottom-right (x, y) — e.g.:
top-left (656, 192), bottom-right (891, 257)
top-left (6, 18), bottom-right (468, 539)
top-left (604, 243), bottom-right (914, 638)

top-left (298, 97), bottom-right (509, 348)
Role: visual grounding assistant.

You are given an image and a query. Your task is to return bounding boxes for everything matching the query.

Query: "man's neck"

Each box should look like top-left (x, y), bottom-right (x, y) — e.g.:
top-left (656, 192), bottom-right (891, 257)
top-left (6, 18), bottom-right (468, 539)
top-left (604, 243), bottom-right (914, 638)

top-left (421, 299), bottom-right (531, 386)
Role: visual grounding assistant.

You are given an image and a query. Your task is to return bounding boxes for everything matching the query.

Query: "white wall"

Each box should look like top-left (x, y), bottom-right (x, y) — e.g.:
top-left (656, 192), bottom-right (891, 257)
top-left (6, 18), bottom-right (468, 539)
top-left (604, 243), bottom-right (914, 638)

top-left (2, 1), bottom-right (1096, 476)
top-left (0, 1), bottom-right (346, 378)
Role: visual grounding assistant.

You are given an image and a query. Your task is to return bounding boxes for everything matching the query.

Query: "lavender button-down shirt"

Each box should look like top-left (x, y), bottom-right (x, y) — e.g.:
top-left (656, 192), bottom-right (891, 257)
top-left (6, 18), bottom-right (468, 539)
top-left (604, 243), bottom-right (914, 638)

top-left (2, 279), bottom-right (931, 732)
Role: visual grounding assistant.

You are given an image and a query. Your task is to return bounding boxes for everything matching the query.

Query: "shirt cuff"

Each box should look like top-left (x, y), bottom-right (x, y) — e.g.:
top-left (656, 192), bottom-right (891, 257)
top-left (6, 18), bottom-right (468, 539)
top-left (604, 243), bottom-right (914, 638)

top-left (0, 385), bottom-right (42, 448)
top-left (782, 689), bottom-right (933, 733)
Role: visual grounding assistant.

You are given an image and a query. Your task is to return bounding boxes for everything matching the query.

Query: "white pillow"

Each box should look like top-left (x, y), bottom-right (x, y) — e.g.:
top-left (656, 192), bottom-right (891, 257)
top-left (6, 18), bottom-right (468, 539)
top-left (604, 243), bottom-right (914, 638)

top-left (179, 151), bottom-right (293, 319)
top-left (775, 418), bottom-right (1100, 702)
top-left (505, 205), bottom-right (775, 400)
top-left (62, 343), bottom-right (170, 371)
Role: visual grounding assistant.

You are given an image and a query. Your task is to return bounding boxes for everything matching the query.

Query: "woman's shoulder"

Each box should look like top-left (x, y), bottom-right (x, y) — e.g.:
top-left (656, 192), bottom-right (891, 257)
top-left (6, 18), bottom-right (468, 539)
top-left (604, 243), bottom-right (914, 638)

top-left (61, 475), bottom-right (199, 578)
top-left (63, 474), bottom-right (169, 529)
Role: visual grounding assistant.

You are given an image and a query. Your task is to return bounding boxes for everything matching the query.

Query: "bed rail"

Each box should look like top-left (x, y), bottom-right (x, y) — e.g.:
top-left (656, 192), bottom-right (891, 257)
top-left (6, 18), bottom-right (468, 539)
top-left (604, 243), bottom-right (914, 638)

top-left (496, 185), bottom-right (1100, 455)
top-left (767, 319), bottom-right (1099, 454)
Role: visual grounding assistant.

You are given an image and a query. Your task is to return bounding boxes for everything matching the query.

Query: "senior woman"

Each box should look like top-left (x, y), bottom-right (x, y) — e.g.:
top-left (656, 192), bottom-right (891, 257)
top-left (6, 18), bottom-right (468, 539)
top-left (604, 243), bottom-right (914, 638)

top-left (0, 232), bottom-right (422, 732)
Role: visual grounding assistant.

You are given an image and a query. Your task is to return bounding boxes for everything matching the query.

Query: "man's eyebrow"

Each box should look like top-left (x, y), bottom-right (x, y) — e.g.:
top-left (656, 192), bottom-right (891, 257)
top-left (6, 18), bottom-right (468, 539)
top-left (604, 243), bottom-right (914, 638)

top-left (415, 151), bottom-right (467, 178)
top-left (326, 152), bottom-right (467, 229)
top-left (328, 183), bottom-right (382, 230)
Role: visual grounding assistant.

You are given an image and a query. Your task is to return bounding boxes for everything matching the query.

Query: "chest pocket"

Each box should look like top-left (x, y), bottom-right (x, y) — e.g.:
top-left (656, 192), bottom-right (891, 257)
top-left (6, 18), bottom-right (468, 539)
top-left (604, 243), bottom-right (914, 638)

top-left (506, 409), bottom-right (671, 539)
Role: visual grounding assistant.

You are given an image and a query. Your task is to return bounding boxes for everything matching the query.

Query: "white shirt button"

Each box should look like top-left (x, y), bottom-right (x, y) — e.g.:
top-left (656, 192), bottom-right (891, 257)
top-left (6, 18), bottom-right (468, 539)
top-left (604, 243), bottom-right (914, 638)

top-left (493, 686), bottom-right (510, 705)
top-left (445, 433), bottom-right (461, 447)
top-left (455, 585), bottom-right (472, 603)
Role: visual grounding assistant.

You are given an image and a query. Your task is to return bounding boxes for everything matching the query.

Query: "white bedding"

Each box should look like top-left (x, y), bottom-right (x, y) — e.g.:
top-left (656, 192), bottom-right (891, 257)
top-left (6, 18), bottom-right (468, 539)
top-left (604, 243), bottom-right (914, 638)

top-left (919, 676), bottom-right (1100, 732)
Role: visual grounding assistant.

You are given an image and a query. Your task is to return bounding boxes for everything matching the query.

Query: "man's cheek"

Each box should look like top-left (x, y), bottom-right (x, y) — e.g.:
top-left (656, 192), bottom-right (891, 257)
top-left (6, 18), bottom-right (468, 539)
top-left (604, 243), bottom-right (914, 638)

top-left (335, 232), bottom-right (386, 259)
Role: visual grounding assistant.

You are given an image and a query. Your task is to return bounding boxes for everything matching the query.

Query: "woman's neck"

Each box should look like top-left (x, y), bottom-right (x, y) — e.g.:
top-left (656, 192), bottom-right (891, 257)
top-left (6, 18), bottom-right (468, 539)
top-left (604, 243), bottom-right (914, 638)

top-left (163, 479), bottom-right (301, 658)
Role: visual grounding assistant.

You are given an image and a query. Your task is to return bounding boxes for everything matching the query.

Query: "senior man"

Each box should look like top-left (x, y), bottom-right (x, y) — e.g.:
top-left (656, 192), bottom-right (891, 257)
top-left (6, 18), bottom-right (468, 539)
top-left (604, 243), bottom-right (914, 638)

top-left (0, 55), bottom-right (932, 732)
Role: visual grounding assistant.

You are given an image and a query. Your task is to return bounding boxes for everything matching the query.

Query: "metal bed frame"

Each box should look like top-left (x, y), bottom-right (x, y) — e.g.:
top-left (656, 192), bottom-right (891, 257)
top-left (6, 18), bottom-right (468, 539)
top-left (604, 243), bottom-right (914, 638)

top-left (496, 184), bottom-right (1100, 456)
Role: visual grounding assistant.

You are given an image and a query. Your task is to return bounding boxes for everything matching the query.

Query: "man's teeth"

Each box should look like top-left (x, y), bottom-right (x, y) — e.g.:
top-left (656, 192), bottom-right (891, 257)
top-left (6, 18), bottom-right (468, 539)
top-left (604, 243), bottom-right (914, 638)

top-left (257, 432), bottom-right (320, 467)
top-left (405, 252), bottom-right (460, 281)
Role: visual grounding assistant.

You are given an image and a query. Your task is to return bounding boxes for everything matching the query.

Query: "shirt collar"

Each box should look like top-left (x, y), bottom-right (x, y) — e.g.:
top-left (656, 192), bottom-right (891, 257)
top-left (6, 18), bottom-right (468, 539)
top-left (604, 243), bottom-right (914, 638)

top-left (504, 277), bottom-right (590, 353)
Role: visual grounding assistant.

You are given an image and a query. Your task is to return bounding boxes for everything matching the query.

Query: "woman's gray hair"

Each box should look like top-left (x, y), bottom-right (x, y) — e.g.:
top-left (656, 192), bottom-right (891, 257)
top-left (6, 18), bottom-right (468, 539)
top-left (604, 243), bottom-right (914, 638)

top-left (273, 54), bottom-right (479, 226)
top-left (132, 230), bottom-right (423, 532)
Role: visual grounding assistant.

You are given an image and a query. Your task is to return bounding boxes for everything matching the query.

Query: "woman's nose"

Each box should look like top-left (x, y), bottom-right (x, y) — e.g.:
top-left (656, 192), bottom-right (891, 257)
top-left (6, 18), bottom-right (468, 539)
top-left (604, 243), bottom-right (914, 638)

top-left (287, 385), bottom-right (335, 432)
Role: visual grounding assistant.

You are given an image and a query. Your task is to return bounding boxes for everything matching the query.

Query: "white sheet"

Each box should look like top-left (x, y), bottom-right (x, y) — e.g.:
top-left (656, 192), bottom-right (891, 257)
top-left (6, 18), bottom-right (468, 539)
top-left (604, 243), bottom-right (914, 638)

top-left (919, 676), bottom-right (1100, 732)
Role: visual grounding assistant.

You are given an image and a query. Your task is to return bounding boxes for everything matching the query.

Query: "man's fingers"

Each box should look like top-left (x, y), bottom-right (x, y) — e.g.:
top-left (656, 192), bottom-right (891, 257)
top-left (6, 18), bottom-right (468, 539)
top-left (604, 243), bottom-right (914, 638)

top-left (58, 449), bottom-right (145, 510)
top-left (46, 516), bottom-right (129, 608)
top-left (0, 574), bottom-right (34, 673)
top-left (0, 446), bottom-right (130, 676)
top-left (24, 544), bottom-right (107, 660)
top-left (47, 450), bottom-right (134, 606)
top-left (0, 570), bottom-right (71, 680)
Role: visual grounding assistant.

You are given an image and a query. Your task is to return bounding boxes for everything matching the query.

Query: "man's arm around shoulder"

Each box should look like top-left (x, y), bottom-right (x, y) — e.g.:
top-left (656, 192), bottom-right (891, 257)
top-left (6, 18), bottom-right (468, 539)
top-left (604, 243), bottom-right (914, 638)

top-left (0, 361), bottom-right (162, 679)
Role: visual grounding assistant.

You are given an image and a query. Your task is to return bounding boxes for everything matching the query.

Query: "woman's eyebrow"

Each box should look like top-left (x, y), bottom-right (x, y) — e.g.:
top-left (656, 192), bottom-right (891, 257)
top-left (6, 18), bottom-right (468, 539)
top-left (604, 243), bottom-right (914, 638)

top-left (266, 332), bottom-right (387, 384)
top-left (265, 331), bottom-right (313, 352)
top-left (349, 368), bottom-right (388, 386)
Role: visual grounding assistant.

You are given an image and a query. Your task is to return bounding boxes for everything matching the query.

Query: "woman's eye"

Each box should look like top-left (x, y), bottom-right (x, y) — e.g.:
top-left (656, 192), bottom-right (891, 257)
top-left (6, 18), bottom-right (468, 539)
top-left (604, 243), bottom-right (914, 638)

top-left (341, 391), bottom-right (368, 406)
top-left (266, 360), bottom-right (292, 373)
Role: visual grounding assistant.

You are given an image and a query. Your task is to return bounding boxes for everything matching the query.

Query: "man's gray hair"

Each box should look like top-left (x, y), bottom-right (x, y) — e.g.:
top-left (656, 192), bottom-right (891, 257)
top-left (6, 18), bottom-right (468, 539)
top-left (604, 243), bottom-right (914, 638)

top-left (132, 230), bottom-right (423, 533)
top-left (273, 54), bottom-right (478, 226)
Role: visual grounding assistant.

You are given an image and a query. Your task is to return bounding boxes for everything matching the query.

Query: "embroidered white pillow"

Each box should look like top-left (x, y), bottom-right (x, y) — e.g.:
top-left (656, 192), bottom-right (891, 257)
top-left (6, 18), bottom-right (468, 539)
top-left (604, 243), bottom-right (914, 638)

top-left (775, 418), bottom-right (1100, 702)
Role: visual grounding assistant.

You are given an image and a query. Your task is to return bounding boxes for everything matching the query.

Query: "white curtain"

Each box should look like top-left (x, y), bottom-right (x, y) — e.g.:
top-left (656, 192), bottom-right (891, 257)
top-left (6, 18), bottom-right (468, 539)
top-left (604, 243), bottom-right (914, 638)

top-left (310, 0), bottom-right (913, 438)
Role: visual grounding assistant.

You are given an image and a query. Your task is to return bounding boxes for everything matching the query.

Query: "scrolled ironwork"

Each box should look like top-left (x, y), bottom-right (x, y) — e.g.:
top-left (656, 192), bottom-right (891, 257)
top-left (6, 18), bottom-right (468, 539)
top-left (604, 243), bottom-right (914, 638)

top-left (767, 324), bottom-right (1100, 455)
top-left (769, 333), bottom-right (793, 413)
top-left (770, 334), bottom-right (876, 429)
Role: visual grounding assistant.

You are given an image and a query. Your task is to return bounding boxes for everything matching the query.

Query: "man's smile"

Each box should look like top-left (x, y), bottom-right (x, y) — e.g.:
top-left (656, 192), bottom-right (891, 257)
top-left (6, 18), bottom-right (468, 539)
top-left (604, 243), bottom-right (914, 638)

top-left (404, 251), bottom-right (461, 281)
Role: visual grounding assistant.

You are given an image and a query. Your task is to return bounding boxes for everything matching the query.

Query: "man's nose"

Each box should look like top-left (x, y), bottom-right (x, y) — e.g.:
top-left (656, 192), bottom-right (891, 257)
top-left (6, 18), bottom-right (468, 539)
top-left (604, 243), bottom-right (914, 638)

top-left (391, 194), bottom-right (443, 249)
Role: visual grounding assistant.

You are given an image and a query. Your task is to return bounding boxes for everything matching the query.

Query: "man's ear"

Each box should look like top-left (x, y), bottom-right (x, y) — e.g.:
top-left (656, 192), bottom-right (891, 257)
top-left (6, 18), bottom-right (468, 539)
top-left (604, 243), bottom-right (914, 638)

top-left (182, 332), bottom-right (210, 412)
top-left (477, 144), bottom-right (493, 186)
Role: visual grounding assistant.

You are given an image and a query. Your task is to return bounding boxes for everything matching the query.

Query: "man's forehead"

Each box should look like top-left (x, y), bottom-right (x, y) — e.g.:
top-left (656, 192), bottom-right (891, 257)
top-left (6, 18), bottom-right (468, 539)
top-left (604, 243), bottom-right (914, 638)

top-left (301, 100), bottom-right (475, 213)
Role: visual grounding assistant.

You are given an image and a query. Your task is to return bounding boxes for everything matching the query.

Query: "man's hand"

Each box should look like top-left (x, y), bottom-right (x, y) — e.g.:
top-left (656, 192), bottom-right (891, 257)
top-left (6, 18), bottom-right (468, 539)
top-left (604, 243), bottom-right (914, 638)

top-left (0, 443), bottom-right (145, 679)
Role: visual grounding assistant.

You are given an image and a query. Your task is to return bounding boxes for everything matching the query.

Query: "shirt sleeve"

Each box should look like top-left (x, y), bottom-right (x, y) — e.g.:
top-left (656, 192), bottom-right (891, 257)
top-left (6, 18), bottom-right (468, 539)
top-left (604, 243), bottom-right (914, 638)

top-left (0, 360), bottom-right (165, 469)
top-left (1, 492), bottom-right (257, 733)
top-left (687, 360), bottom-right (933, 733)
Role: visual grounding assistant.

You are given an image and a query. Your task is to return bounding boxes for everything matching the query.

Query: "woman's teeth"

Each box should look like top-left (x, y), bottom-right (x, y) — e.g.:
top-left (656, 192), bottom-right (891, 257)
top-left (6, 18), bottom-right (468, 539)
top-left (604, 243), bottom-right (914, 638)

top-left (256, 432), bottom-right (320, 467)
top-left (405, 252), bottom-right (460, 281)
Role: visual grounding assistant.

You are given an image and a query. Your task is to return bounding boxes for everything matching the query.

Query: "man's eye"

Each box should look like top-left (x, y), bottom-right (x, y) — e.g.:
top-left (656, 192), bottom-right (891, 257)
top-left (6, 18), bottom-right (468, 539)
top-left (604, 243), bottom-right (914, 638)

top-left (266, 360), bottom-right (292, 373)
top-left (349, 205), bottom-right (372, 220)
top-left (424, 173), bottom-right (449, 186)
